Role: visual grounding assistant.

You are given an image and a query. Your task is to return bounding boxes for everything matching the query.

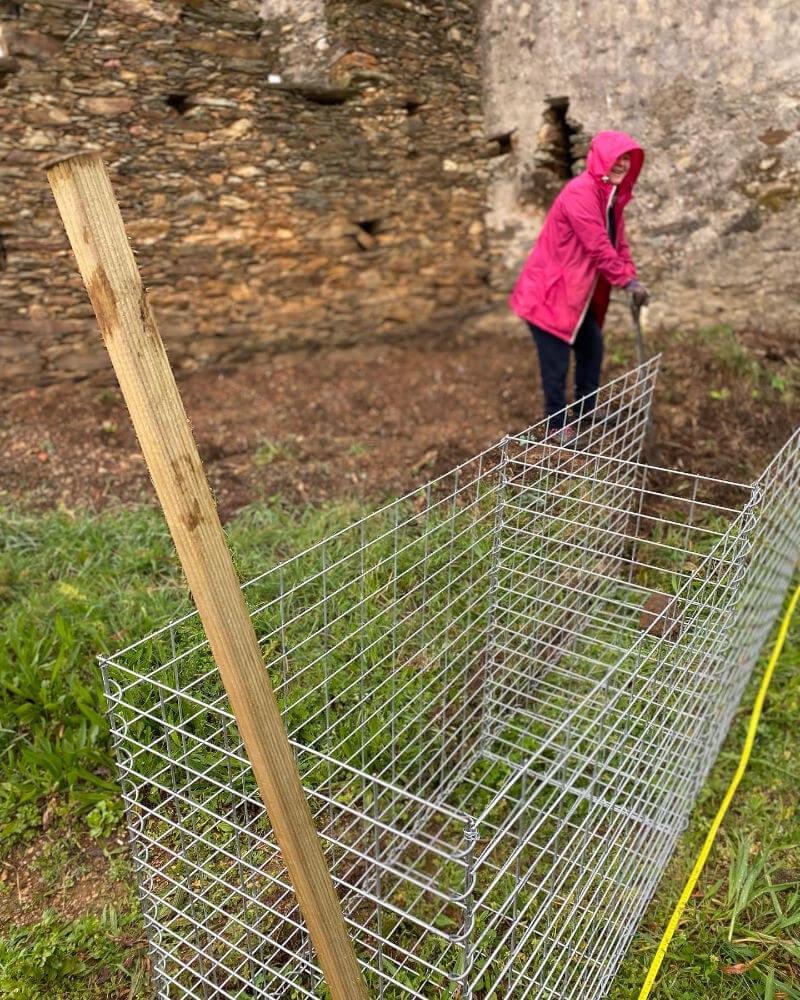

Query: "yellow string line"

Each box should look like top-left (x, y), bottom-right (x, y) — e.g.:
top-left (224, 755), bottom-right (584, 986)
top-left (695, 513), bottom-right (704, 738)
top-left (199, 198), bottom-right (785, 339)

top-left (638, 581), bottom-right (800, 999)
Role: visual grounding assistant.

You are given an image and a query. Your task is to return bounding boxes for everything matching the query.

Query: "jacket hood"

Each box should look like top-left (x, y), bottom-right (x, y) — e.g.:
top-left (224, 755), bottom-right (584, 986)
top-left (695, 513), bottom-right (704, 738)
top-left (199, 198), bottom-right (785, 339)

top-left (585, 131), bottom-right (644, 198)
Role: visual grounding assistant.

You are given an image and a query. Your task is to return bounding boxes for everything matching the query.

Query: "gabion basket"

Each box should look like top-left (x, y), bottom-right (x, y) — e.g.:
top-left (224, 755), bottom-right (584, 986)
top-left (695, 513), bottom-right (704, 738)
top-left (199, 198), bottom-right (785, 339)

top-left (101, 357), bottom-right (800, 999)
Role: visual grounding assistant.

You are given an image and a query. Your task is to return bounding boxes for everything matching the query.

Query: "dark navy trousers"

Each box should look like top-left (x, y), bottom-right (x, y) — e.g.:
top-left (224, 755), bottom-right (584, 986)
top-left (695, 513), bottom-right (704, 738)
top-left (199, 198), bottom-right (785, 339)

top-left (527, 311), bottom-right (604, 429)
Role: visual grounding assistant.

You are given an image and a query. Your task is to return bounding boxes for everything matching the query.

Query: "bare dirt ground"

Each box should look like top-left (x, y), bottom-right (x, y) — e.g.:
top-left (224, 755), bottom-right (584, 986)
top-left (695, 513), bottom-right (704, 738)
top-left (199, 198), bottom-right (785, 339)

top-left (2, 321), bottom-right (798, 519)
top-left (0, 827), bottom-right (132, 929)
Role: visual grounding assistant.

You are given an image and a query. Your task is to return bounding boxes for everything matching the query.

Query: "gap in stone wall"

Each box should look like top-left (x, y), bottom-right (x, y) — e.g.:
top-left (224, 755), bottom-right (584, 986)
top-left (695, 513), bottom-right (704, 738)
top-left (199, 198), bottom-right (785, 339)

top-left (487, 128), bottom-right (515, 157)
top-left (535, 96), bottom-right (582, 178)
top-left (518, 97), bottom-right (586, 208)
top-left (165, 92), bottom-right (192, 114)
top-left (284, 83), bottom-right (354, 105)
top-left (353, 219), bottom-right (381, 251)
top-left (0, 60), bottom-right (17, 87)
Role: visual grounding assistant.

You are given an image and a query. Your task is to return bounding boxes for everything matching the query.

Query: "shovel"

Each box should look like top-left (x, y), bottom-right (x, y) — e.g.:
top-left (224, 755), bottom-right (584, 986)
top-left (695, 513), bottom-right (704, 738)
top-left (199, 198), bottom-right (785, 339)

top-left (630, 298), bottom-right (660, 465)
top-left (631, 298), bottom-right (647, 368)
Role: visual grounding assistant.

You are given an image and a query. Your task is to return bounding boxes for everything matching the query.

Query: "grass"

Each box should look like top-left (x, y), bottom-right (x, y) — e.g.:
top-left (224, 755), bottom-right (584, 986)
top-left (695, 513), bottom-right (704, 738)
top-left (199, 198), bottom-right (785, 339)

top-left (687, 326), bottom-right (798, 405)
top-left (0, 500), bottom-right (386, 855)
top-left (0, 906), bottom-right (150, 1000)
top-left (1, 501), bottom-right (798, 997)
top-left (609, 323), bottom-right (797, 414)
top-left (0, 506), bottom-right (186, 852)
top-left (253, 437), bottom-right (294, 467)
top-left (609, 608), bottom-right (800, 999)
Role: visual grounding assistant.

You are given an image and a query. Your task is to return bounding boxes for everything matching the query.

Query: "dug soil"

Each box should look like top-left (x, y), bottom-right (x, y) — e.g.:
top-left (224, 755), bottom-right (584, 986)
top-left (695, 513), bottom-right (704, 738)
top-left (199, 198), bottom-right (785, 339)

top-left (1, 318), bottom-right (797, 520)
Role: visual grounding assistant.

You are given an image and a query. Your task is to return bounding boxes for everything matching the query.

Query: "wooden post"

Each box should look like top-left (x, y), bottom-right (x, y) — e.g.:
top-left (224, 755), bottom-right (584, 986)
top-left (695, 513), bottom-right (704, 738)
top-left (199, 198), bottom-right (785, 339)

top-left (47, 153), bottom-right (369, 1000)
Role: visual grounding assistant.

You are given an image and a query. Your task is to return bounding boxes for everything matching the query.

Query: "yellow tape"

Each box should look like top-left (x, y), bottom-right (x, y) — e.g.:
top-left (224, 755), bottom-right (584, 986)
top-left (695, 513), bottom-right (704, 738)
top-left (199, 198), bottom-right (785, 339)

top-left (638, 582), bottom-right (800, 999)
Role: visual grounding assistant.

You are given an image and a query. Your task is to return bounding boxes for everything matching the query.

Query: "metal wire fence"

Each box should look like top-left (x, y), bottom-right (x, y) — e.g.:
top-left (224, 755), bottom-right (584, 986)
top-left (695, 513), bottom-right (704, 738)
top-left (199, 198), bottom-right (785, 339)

top-left (100, 357), bottom-right (800, 999)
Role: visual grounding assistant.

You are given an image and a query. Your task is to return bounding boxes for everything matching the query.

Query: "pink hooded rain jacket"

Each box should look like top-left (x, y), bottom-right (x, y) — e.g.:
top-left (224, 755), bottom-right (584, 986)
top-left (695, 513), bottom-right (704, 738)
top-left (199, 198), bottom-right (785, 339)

top-left (509, 131), bottom-right (644, 343)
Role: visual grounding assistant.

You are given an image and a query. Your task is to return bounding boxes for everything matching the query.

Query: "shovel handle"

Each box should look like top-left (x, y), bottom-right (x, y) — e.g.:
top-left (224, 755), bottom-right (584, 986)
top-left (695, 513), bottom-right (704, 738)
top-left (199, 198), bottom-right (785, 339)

top-left (630, 299), bottom-right (647, 366)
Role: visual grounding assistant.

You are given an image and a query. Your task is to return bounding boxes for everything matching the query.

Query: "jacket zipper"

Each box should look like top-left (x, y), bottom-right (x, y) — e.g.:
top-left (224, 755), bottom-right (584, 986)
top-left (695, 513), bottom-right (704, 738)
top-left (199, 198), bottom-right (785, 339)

top-left (569, 186), bottom-right (617, 344)
top-left (569, 276), bottom-right (597, 345)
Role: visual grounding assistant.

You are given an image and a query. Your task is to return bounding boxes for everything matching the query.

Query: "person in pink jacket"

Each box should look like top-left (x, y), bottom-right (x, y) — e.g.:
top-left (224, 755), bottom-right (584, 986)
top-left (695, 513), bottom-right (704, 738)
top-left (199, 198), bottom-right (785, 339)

top-left (509, 130), bottom-right (649, 442)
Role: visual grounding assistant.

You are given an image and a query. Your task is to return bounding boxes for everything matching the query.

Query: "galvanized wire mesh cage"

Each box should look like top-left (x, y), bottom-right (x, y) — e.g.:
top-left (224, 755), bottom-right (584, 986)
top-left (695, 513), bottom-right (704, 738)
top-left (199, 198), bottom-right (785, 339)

top-left (101, 358), bottom-right (800, 1000)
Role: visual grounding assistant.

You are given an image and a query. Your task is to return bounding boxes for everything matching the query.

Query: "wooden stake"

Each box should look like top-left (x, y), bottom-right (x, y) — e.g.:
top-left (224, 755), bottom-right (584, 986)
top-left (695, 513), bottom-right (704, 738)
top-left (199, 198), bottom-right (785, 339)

top-left (48, 153), bottom-right (369, 1000)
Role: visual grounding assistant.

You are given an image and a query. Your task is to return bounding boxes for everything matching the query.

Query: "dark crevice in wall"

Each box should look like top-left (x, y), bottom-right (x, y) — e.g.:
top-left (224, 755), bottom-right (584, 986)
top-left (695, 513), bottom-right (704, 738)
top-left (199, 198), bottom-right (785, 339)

top-left (0, 58), bottom-right (19, 86)
top-left (495, 132), bottom-right (513, 155)
top-left (165, 93), bottom-right (192, 114)
top-left (276, 82), bottom-right (356, 105)
top-left (519, 99), bottom-right (585, 208)
top-left (352, 219), bottom-right (381, 250)
top-left (487, 129), bottom-right (515, 157)
top-left (0, 234), bottom-right (7, 270)
top-left (537, 96), bottom-right (581, 179)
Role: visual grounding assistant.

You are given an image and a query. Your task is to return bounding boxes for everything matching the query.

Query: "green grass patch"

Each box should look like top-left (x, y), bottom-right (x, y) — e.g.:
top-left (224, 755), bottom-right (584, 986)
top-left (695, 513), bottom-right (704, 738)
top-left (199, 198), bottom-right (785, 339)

top-left (0, 506), bottom-right (184, 852)
top-left (252, 437), bottom-right (294, 467)
top-left (610, 610), bottom-right (800, 1000)
top-left (0, 906), bottom-right (149, 999)
top-left (686, 326), bottom-right (798, 405)
top-left (1, 501), bottom-right (797, 997)
top-left (0, 500), bottom-right (370, 854)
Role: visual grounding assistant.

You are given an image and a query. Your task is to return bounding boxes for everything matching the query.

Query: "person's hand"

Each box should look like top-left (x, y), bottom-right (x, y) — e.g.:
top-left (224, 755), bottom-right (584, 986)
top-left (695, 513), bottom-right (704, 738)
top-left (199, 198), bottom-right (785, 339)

top-left (627, 280), bottom-right (649, 308)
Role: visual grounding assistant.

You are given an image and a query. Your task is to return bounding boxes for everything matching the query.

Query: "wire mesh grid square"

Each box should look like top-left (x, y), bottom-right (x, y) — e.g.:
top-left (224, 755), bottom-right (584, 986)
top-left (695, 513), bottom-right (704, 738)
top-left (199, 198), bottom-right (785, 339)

top-left (100, 358), bottom-right (800, 1000)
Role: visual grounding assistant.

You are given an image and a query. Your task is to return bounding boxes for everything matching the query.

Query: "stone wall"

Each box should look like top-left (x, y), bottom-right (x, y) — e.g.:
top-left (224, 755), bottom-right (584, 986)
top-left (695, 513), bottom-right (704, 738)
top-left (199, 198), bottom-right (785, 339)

top-left (0, 0), bottom-right (491, 386)
top-left (6, 1), bottom-right (797, 390)
top-left (481, 1), bottom-right (800, 336)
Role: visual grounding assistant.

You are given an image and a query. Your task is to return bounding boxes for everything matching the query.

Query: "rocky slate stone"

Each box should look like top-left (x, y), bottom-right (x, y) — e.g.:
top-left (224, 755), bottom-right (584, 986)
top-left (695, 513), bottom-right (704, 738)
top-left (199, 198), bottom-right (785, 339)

top-left (0, 0), bottom-right (490, 389)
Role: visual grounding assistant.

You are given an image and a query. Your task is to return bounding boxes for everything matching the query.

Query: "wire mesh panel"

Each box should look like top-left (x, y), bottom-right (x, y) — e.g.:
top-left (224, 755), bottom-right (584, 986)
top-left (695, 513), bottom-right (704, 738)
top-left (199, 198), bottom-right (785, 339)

top-left (469, 446), bottom-right (760, 998)
top-left (100, 358), bottom-right (800, 1000)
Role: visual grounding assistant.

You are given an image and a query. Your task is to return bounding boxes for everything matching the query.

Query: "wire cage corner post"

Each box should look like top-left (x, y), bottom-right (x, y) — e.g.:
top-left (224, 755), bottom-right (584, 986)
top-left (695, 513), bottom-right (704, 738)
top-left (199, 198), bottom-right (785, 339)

top-left (478, 432), bottom-right (511, 759)
top-left (100, 662), bottom-right (170, 996)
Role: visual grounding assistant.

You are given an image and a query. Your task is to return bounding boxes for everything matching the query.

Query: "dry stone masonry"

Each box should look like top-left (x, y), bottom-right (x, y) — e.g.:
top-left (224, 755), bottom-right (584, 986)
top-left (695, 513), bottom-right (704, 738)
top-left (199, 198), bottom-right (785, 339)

top-left (2, 0), bottom-right (799, 389)
top-left (1, 0), bottom-right (490, 386)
